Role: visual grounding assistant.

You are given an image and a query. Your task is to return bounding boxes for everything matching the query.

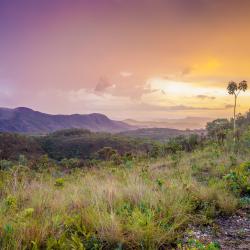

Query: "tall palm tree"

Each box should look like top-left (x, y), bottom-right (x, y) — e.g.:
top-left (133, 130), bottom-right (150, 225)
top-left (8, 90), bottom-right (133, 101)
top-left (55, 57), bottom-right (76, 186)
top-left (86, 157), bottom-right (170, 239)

top-left (227, 80), bottom-right (248, 138)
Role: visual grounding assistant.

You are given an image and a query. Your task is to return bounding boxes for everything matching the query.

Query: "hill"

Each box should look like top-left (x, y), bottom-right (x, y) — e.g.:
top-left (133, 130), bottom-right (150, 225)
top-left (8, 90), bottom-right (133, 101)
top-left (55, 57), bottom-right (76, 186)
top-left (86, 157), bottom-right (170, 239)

top-left (38, 129), bottom-right (155, 160)
top-left (0, 107), bottom-right (133, 133)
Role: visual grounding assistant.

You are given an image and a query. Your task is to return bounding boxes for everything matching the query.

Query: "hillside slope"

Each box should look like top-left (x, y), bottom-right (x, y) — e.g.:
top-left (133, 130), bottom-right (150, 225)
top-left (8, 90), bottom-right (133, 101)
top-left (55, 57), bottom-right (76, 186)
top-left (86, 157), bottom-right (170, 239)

top-left (0, 107), bottom-right (133, 133)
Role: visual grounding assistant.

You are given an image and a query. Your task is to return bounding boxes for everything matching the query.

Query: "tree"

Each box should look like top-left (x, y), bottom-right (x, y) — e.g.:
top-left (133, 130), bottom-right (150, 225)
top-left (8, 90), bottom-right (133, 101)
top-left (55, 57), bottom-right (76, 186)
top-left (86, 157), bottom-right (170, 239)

top-left (96, 147), bottom-right (118, 161)
top-left (227, 80), bottom-right (247, 137)
top-left (206, 119), bottom-right (231, 143)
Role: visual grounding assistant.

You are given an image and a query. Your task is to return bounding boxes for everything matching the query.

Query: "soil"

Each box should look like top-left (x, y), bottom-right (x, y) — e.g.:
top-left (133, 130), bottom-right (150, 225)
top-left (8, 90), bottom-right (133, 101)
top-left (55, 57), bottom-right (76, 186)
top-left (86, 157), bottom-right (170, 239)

top-left (186, 207), bottom-right (250, 249)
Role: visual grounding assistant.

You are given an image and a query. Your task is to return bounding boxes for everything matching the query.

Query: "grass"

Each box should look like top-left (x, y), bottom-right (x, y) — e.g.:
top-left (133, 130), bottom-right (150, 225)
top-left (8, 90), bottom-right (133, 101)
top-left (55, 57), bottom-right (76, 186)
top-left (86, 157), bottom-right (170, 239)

top-left (0, 141), bottom-right (249, 249)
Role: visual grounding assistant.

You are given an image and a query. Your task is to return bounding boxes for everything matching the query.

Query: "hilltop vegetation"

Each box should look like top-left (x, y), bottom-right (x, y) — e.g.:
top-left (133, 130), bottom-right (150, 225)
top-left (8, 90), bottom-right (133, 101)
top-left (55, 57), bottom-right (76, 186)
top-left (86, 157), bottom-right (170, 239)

top-left (0, 111), bottom-right (249, 249)
top-left (0, 128), bottom-right (203, 164)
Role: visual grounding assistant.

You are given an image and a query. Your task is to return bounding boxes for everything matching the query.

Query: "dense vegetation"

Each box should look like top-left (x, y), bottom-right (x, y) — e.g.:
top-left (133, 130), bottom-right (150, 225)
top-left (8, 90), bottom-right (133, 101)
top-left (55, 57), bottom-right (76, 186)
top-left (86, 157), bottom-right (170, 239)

top-left (0, 128), bottom-right (202, 164)
top-left (0, 111), bottom-right (249, 249)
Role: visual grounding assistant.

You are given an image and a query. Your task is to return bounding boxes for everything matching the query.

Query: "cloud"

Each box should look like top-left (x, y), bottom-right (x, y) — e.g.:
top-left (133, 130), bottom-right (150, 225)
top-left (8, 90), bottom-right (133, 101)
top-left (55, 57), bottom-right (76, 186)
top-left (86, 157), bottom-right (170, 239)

top-left (134, 103), bottom-right (228, 112)
top-left (166, 105), bottom-right (215, 111)
top-left (94, 75), bottom-right (157, 99)
top-left (95, 77), bottom-right (114, 92)
top-left (196, 95), bottom-right (216, 100)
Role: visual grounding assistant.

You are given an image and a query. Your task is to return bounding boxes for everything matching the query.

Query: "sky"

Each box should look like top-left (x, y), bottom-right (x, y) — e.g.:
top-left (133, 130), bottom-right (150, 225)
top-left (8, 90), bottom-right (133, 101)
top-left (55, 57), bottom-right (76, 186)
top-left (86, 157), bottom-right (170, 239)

top-left (0, 0), bottom-right (250, 120)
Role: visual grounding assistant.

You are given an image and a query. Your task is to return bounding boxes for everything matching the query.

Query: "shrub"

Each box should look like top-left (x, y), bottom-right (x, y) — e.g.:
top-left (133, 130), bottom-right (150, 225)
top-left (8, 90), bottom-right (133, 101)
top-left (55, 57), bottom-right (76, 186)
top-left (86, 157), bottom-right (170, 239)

top-left (4, 195), bottom-right (17, 211)
top-left (0, 160), bottom-right (13, 170)
top-left (96, 147), bottom-right (118, 161)
top-left (60, 158), bottom-right (81, 169)
top-left (54, 178), bottom-right (65, 187)
top-left (22, 208), bottom-right (34, 218)
top-left (224, 161), bottom-right (250, 195)
top-left (18, 154), bottom-right (28, 166)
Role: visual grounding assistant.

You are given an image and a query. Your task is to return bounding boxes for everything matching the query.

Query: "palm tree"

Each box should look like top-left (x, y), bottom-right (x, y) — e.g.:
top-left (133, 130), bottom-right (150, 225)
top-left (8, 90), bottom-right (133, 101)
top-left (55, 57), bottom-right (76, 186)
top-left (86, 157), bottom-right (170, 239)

top-left (227, 80), bottom-right (247, 138)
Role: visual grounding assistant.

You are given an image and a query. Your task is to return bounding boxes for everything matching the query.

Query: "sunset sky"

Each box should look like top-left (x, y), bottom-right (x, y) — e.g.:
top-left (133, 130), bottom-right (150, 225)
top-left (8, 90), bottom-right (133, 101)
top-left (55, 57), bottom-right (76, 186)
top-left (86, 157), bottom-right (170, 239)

top-left (0, 0), bottom-right (250, 120)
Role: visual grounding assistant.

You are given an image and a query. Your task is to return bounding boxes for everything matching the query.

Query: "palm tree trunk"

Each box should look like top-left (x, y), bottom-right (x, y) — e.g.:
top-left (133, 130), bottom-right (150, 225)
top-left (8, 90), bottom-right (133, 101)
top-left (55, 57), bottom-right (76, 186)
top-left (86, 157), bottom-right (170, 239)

top-left (233, 94), bottom-right (237, 140)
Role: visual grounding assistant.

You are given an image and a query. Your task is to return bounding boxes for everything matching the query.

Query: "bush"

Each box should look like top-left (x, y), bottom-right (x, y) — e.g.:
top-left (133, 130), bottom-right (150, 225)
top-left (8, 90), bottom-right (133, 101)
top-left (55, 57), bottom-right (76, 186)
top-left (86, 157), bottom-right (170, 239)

top-left (54, 178), bottom-right (65, 187)
top-left (224, 161), bottom-right (250, 195)
top-left (60, 158), bottom-right (81, 169)
top-left (0, 160), bottom-right (13, 170)
top-left (4, 195), bottom-right (17, 211)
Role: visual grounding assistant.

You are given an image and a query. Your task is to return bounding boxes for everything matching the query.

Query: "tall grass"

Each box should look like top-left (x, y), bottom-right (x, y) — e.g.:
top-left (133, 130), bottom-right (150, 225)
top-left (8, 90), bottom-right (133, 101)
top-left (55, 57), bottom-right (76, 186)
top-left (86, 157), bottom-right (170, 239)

top-left (0, 142), bottom-right (249, 249)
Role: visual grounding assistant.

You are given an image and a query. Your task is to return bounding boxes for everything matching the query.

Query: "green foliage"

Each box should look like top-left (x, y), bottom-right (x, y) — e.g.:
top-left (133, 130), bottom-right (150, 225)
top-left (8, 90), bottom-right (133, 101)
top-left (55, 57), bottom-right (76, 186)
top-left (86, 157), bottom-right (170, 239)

top-left (54, 178), bottom-right (65, 187)
top-left (60, 158), bottom-right (81, 169)
top-left (39, 129), bottom-right (153, 161)
top-left (110, 153), bottom-right (122, 165)
top-left (4, 195), bottom-right (17, 210)
top-left (206, 119), bottom-right (231, 143)
top-left (22, 208), bottom-right (34, 218)
top-left (0, 133), bottom-right (43, 160)
top-left (96, 147), bottom-right (118, 161)
top-left (224, 161), bottom-right (250, 195)
top-left (242, 126), bottom-right (250, 147)
top-left (3, 224), bottom-right (14, 235)
top-left (239, 196), bottom-right (250, 206)
top-left (156, 178), bottom-right (164, 188)
top-left (185, 238), bottom-right (221, 250)
top-left (0, 160), bottom-right (13, 170)
top-left (35, 154), bottom-right (50, 169)
top-left (18, 154), bottom-right (28, 166)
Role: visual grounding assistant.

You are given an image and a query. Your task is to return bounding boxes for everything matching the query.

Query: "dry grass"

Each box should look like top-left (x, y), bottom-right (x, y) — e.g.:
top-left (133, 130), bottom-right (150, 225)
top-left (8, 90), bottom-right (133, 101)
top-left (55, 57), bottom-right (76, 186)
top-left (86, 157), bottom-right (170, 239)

top-left (0, 144), bottom-right (248, 249)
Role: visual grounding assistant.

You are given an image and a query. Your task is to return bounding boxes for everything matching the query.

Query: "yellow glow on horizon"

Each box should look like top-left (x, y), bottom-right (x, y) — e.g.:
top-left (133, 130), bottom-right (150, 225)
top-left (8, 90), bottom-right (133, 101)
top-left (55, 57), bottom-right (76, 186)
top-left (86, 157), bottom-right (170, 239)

top-left (148, 78), bottom-right (226, 97)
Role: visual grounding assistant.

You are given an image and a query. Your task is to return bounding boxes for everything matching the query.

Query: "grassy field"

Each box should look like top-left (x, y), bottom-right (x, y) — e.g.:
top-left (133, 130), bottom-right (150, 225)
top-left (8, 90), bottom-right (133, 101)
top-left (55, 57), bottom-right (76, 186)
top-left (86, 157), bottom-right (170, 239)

top-left (0, 133), bottom-right (249, 249)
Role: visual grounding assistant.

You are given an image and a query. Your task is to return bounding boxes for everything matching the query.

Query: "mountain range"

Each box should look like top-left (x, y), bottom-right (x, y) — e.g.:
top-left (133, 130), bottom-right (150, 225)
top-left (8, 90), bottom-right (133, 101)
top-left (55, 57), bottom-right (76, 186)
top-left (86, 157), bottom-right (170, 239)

top-left (0, 107), bottom-right (133, 134)
top-left (0, 107), bottom-right (210, 135)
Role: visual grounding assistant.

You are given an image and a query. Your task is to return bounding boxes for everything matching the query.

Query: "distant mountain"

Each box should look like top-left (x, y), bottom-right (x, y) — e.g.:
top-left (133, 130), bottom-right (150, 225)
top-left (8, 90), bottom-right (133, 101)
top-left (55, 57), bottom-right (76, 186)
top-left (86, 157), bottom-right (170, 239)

top-left (119, 128), bottom-right (205, 141)
top-left (0, 107), bottom-right (134, 134)
top-left (124, 117), bottom-right (213, 130)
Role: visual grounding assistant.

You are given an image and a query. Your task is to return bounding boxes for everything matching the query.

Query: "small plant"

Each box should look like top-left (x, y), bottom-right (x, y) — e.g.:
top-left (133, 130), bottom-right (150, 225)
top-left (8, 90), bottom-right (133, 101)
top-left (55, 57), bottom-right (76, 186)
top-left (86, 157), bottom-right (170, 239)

top-left (239, 196), bottom-right (250, 206)
top-left (18, 154), bottom-right (28, 166)
top-left (54, 178), bottom-right (65, 187)
top-left (224, 161), bottom-right (250, 195)
top-left (110, 153), bottom-right (122, 165)
top-left (0, 160), bottom-right (13, 170)
top-left (171, 151), bottom-right (182, 167)
top-left (124, 159), bottom-right (133, 169)
top-left (22, 208), bottom-right (34, 218)
top-left (4, 195), bottom-right (17, 210)
top-left (156, 178), bottom-right (164, 188)
top-left (229, 154), bottom-right (237, 167)
top-left (115, 202), bottom-right (133, 217)
top-left (60, 158), bottom-right (80, 169)
top-left (3, 224), bottom-right (14, 235)
top-left (186, 238), bottom-right (221, 250)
